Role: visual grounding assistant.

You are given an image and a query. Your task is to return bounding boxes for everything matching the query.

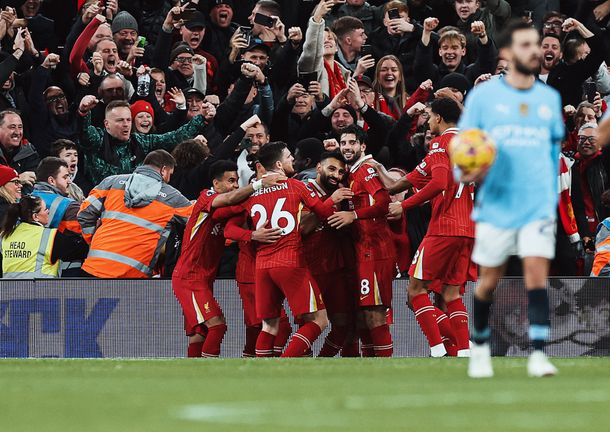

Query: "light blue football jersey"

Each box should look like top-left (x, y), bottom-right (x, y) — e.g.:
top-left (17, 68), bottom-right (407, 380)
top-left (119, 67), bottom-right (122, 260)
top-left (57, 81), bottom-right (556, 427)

top-left (458, 78), bottom-right (565, 228)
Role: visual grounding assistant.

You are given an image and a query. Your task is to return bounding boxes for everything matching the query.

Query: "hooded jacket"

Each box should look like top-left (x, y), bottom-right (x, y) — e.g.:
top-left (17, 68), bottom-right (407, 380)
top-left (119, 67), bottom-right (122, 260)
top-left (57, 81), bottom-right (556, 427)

top-left (78, 165), bottom-right (193, 278)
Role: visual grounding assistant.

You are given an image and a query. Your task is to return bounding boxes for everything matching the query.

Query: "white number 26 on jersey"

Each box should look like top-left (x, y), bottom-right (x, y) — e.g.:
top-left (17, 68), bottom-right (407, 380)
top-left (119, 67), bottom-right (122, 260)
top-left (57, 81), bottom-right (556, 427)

top-left (251, 198), bottom-right (296, 235)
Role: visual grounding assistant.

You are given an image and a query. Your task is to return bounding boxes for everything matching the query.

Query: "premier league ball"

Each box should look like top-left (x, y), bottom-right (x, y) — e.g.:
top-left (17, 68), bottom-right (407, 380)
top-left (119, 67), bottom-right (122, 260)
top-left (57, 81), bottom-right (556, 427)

top-left (449, 129), bottom-right (496, 174)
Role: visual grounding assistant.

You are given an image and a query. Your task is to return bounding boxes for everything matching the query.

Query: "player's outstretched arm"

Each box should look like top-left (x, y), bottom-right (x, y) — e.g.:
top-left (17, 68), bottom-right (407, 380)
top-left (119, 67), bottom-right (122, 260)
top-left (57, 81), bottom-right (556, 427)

top-left (400, 165), bottom-right (448, 211)
top-left (211, 173), bottom-right (286, 208)
top-left (367, 159), bottom-right (412, 194)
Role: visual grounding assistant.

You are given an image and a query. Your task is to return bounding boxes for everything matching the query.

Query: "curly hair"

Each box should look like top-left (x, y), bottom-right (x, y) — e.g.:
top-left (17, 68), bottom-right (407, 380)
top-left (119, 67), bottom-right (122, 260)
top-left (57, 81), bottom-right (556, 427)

top-left (171, 139), bottom-right (210, 170)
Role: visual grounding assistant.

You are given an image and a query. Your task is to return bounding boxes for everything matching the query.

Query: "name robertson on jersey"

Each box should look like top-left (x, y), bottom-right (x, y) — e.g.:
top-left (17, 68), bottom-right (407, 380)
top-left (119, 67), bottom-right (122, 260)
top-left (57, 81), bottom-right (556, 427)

top-left (252, 182), bottom-right (289, 197)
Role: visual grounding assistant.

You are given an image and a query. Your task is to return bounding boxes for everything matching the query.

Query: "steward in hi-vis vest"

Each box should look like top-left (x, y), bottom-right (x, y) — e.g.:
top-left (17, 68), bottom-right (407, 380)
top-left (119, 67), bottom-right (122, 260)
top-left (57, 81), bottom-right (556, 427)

top-left (0, 195), bottom-right (88, 279)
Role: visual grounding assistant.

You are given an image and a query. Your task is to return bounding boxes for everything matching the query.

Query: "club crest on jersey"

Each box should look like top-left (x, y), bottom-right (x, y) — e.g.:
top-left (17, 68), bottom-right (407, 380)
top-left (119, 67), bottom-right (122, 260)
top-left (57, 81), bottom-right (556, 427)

top-left (519, 103), bottom-right (529, 116)
top-left (367, 167), bottom-right (375, 174)
top-left (206, 189), bottom-right (215, 196)
top-left (432, 142), bottom-right (439, 149)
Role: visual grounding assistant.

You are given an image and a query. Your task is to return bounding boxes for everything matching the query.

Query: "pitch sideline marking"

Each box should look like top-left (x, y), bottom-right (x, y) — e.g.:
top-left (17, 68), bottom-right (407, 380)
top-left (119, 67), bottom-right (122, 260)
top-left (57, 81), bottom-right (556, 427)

top-left (174, 390), bottom-right (610, 427)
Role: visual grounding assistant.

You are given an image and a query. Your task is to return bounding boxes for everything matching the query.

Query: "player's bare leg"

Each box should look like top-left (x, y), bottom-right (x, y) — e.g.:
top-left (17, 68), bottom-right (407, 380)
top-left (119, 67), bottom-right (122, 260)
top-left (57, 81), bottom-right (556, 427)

top-left (469, 264), bottom-right (506, 378)
top-left (362, 306), bottom-right (393, 357)
top-left (442, 285), bottom-right (470, 357)
top-left (256, 317), bottom-right (280, 357)
top-left (282, 310), bottom-right (329, 357)
top-left (357, 312), bottom-right (374, 357)
top-left (523, 257), bottom-right (557, 377)
top-left (199, 315), bottom-right (227, 358)
top-left (318, 313), bottom-right (349, 357)
top-left (408, 278), bottom-right (446, 357)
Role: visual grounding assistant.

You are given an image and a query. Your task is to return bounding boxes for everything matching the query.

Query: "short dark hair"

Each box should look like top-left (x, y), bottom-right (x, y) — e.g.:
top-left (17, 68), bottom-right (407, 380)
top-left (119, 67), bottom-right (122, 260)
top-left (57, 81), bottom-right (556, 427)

top-left (320, 151), bottom-right (345, 165)
top-left (563, 37), bottom-right (586, 64)
top-left (210, 160), bottom-right (238, 181)
top-left (105, 100), bottom-right (131, 116)
top-left (430, 97), bottom-right (462, 124)
top-left (36, 157), bottom-right (68, 182)
top-left (257, 141), bottom-right (288, 170)
top-left (50, 139), bottom-right (78, 157)
top-left (295, 138), bottom-right (324, 165)
top-left (340, 124), bottom-right (367, 145)
top-left (542, 11), bottom-right (567, 24)
top-left (143, 149), bottom-right (176, 169)
top-left (541, 33), bottom-right (562, 45)
top-left (256, 0), bottom-right (280, 16)
top-left (497, 19), bottom-right (537, 50)
top-left (332, 16), bottom-right (365, 39)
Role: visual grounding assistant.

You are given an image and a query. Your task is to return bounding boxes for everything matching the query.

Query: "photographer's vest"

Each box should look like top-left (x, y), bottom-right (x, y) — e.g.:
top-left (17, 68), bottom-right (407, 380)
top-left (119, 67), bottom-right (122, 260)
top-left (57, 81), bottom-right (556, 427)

top-left (0, 223), bottom-right (59, 278)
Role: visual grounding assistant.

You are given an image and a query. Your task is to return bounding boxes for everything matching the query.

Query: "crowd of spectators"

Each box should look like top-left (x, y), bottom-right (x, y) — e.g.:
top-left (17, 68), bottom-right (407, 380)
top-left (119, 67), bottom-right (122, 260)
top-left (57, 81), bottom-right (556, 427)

top-left (2, 0), bottom-right (610, 278)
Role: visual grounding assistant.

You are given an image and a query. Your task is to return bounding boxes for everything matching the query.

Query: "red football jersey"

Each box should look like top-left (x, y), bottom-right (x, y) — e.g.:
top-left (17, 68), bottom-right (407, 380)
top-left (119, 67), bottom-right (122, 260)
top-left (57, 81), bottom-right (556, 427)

top-left (406, 128), bottom-right (475, 238)
top-left (348, 155), bottom-right (396, 262)
top-left (240, 178), bottom-right (333, 269)
top-left (173, 189), bottom-right (233, 280)
top-left (302, 179), bottom-right (355, 275)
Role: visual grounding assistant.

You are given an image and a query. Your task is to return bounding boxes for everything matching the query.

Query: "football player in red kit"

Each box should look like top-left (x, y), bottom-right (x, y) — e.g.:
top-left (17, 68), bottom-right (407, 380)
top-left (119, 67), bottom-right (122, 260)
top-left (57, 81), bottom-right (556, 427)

top-left (172, 160), bottom-right (284, 358)
top-left (300, 151), bottom-right (357, 357)
top-left (328, 125), bottom-right (398, 357)
top-left (238, 142), bottom-right (352, 357)
top-left (377, 98), bottom-right (474, 357)
top-left (223, 159), bottom-right (293, 357)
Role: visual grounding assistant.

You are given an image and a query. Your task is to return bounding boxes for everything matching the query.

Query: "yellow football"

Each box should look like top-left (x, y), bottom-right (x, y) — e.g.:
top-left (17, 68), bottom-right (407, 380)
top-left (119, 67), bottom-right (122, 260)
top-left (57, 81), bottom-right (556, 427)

top-left (449, 129), bottom-right (497, 174)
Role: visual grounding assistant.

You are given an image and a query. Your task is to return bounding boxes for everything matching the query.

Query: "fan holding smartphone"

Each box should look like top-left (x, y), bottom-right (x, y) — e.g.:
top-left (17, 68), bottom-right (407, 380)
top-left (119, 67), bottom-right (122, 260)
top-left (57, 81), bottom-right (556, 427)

top-left (249, 3), bottom-right (287, 43)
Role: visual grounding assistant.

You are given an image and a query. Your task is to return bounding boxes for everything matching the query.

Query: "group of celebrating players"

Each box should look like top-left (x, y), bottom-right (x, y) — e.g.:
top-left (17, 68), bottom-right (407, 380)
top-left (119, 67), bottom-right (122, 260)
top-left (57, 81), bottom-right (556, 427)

top-left (171, 19), bottom-right (562, 380)
top-left (171, 94), bottom-right (473, 361)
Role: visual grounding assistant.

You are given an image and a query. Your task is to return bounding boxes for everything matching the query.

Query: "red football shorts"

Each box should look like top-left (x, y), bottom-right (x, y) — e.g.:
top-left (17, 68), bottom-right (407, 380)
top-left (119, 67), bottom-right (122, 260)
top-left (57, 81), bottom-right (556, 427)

top-left (172, 276), bottom-right (223, 336)
top-left (238, 282), bottom-right (260, 327)
top-left (409, 235), bottom-right (475, 288)
top-left (255, 267), bottom-right (325, 320)
top-left (356, 259), bottom-right (397, 307)
top-left (312, 269), bottom-right (354, 315)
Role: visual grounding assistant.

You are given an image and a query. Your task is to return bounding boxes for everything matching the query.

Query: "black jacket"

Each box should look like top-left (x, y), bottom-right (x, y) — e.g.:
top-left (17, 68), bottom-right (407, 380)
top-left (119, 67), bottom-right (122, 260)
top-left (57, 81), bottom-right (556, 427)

top-left (413, 37), bottom-right (496, 88)
top-left (548, 34), bottom-right (606, 108)
top-left (368, 24), bottom-right (423, 93)
top-left (572, 150), bottom-right (610, 237)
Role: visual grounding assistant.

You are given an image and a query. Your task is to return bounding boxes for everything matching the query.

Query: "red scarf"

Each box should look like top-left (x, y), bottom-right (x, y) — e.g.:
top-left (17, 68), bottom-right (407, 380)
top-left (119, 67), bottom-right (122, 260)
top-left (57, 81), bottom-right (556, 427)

top-left (324, 60), bottom-right (346, 99)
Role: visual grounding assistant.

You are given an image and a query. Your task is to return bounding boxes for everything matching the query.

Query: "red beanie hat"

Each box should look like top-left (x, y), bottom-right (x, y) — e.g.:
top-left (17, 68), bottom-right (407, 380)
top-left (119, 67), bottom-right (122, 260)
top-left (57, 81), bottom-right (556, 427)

top-left (130, 100), bottom-right (155, 122)
top-left (0, 165), bottom-right (19, 187)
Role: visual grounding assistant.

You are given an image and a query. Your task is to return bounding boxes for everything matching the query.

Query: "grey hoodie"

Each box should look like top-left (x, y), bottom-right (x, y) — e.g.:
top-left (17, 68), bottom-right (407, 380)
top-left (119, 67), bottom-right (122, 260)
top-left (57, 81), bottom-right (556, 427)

top-left (124, 166), bottom-right (163, 208)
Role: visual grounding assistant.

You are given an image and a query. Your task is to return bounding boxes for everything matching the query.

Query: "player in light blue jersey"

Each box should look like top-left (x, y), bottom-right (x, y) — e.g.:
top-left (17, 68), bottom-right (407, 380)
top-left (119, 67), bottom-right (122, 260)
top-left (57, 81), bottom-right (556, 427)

top-left (458, 20), bottom-right (565, 378)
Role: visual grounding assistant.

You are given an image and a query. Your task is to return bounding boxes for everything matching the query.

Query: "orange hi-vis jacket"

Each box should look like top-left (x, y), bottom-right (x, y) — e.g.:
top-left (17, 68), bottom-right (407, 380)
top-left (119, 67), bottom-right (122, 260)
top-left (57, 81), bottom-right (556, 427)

top-left (592, 218), bottom-right (610, 277)
top-left (78, 166), bottom-right (193, 278)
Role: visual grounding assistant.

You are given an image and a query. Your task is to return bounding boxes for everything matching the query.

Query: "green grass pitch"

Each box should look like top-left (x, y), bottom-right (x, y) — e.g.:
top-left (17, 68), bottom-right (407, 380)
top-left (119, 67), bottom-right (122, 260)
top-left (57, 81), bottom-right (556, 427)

top-left (2, 358), bottom-right (610, 432)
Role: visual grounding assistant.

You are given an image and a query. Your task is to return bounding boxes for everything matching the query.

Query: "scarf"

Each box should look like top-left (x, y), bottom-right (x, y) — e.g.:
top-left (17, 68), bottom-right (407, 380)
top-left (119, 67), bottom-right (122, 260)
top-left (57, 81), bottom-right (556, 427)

top-left (324, 60), bottom-right (346, 99)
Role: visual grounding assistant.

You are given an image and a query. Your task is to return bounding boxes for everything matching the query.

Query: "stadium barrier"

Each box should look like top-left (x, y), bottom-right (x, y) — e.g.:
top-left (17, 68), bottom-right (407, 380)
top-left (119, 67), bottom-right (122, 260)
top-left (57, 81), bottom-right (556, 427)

top-left (0, 278), bottom-right (608, 358)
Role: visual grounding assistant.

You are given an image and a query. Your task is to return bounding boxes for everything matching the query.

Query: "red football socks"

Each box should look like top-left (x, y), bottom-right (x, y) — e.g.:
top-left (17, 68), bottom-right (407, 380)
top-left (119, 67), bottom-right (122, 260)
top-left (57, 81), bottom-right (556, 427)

top-left (201, 324), bottom-right (227, 358)
top-left (255, 331), bottom-right (275, 357)
top-left (412, 293), bottom-right (444, 350)
top-left (435, 307), bottom-right (457, 344)
top-left (341, 340), bottom-right (361, 357)
top-left (318, 326), bottom-right (348, 357)
top-left (243, 325), bottom-right (261, 357)
top-left (273, 316), bottom-right (292, 356)
top-left (187, 341), bottom-right (203, 358)
top-left (446, 298), bottom-right (470, 351)
top-left (370, 324), bottom-right (393, 357)
top-left (281, 322), bottom-right (322, 357)
top-left (359, 328), bottom-right (375, 357)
